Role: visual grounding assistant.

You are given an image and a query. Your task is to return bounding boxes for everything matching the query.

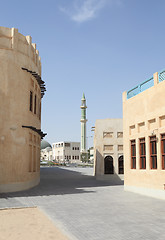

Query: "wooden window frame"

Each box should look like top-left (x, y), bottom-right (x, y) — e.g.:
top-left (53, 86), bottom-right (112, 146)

top-left (34, 94), bottom-right (37, 114)
top-left (150, 135), bottom-right (157, 169)
top-left (161, 134), bottom-right (165, 170)
top-left (131, 140), bottom-right (136, 169)
top-left (30, 91), bottom-right (33, 112)
top-left (139, 138), bottom-right (146, 169)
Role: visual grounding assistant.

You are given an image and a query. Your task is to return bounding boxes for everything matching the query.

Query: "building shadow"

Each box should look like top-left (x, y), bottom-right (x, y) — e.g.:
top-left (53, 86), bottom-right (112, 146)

top-left (0, 166), bottom-right (123, 199)
top-left (95, 149), bottom-right (124, 185)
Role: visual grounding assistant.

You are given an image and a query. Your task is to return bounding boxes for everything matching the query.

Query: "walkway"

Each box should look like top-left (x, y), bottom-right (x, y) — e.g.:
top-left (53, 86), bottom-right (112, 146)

top-left (0, 167), bottom-right (165, 240)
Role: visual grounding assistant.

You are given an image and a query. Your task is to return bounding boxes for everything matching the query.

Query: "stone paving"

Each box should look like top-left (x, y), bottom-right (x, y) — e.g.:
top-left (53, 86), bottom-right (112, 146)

top-left (0, 166), bottom-right (165, 240)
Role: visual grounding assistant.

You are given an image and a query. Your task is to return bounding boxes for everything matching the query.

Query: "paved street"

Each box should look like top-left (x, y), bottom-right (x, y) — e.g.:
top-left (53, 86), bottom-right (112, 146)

top-left (0, 166), bottom-right (165, 240)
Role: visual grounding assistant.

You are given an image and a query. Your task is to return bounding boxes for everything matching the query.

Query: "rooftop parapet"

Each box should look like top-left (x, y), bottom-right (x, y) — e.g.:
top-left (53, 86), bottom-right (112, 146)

top-left (0, 26), bottom-right (41, 73)
top-left (126, 69), bottom-right (165, 99)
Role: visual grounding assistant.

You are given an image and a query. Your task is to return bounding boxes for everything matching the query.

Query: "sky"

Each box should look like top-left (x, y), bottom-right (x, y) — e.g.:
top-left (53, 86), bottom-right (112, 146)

top-left (1, 0), bottom-right (165, 148)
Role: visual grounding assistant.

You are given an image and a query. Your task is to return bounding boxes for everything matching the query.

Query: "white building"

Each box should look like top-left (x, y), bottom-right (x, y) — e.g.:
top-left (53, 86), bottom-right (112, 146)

top-left (40, 140), bottom-right (53, 161)
top-left (52, 141), bottom-right (81, 164)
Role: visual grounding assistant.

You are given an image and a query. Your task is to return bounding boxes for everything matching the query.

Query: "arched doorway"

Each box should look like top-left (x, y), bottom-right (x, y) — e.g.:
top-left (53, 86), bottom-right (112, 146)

top-left (118, 155), bottom-right (124, 174)
top-left (104, 156), bottom-right (114, 174)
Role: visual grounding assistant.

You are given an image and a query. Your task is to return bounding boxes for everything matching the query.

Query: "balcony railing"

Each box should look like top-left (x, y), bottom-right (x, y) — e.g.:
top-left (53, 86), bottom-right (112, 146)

top-left (158, 69), bottom-right (165, 82)
top-left (127, 77), bottom-right (154, 99)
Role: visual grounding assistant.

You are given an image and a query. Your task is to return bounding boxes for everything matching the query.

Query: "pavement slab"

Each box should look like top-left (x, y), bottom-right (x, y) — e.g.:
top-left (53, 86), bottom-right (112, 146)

top-left (0, 166), bottom-right (165, 240)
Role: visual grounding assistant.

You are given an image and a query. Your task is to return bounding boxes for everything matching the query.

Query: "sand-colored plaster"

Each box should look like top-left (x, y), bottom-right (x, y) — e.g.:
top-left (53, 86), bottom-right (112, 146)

top-left (0, 26), bottom-right (43, 192)
top-left (123, 71), bottom-right (165, 198)
top-left (94, 119), bottom-right (124, 182)
top-left (0, 207), bottom-right (69, 240)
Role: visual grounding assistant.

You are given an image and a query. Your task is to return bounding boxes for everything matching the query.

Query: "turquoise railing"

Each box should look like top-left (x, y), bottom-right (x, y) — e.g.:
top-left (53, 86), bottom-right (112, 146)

top-left (158, 69), bottom-right (165, 82)
top-left (127, 77), bottom-right (154, 99)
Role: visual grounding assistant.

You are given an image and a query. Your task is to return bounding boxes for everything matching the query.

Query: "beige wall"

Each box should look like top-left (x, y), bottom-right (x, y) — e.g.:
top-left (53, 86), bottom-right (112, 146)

top-left (94, 119), bottom-right (124, 182)
top-left (52, 142), bottom-right (81, 163)
top-left (123, 71), bottom-right (165, 199)
top-left (0, 27), bottom-right (43, 192)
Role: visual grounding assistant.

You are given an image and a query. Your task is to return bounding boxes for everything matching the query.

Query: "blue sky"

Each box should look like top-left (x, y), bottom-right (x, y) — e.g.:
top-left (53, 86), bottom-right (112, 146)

top-left (2, 0), bottom-right (165, 147)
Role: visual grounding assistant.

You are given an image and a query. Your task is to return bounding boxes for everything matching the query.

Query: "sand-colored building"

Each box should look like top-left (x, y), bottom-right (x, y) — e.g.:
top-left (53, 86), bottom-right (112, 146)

top-left (94, 119), bottom-right (124, 183)
top-left (123, 69), bottom-right (165, 200)
top-left (0, 26), bottom-right (46, 193)
top-left (52, 141), bottom-right (80, 164)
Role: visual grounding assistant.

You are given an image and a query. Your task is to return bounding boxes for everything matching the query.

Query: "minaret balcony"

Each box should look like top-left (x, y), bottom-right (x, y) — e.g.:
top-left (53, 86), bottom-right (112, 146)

top-left (80, 119), bottom-right (88, 123)
top-left (80, 105), bottom-right (87, 109)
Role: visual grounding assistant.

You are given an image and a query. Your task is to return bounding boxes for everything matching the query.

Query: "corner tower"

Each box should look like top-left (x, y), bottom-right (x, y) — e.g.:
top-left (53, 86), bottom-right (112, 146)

top-left (80, 93), bottom-right (88, 161)
top-left (0, 27), bottom-right (46, 193)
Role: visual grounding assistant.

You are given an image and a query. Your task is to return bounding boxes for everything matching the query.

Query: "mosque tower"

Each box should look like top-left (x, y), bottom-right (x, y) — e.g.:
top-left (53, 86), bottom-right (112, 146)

top-left (80, 93), bottom-right (88, 161)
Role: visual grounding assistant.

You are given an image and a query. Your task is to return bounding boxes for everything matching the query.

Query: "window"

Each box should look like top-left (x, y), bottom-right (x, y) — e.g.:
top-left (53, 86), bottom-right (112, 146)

top-left (103, 145), bottom-right (113, 151)
top-left (72, 156), bottom-right (74, 159)
top-left (39, 101), bottom-right (41, 120)
top-left (29, 133), bottom-right (32, 141)
top-left (29, 145), bottom-right (32, 172)
top-left (117, 132), bottom-right (123, 138)
top-left (131, 140), bottom-right (136, 169)
top-left (31, 79), bottom-right (34, 87)
top-left (104, 156), bottom-right (114, 174)
top-left (150, 136), bottom-right (157, 169)
top-left (37, 98), bottom-right (40, 117)
top-left (161, 134), bottom-right (165, 169)
top-left (33, 146), bottom-right (36, 172)
top-left (118, 145), bottom-right (123, 151)
top-left (30, 91), bottom-right (33, 112)
top-left (72, 147), bottom-right (74, 150)
top-left (34, 95), bottom-right (37, 114)
top-left (118, 156), bottom-right (124, 174)
top-left (103, 132), bottom-right (113, 138)
top-left (65, 143), bottom-right (70, 147)
top-left (139, 138), bottom-right (146, 169)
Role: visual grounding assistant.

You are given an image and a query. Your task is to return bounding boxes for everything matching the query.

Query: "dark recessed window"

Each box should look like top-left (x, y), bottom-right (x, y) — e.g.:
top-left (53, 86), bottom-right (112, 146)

top-left (30, 91), bottom-right (33, 112)
top-left (131, 140), bottom-right (136, 169)
top-left (150, 136), bottom-right (157, 169)
top-left (118, 155), bottom-right (124, 174)
top-left (161, 134), bottom-right (165, 170)
top-left (139, 138), bottom-right (146, 169)
top-left (104, 156), bottom-right (114, 174)
top-left (34, 95), bottom-right (37, 114)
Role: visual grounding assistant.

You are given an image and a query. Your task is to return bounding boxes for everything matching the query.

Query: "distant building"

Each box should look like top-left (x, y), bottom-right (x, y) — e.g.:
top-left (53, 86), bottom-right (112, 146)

top-left (0, 26), bottom-right (46, 193)
top-left (41, 140), bottom-right (53, 161)
top-left (52, 141), bottom-right (80, 164)
top-left (123, 69), bottom-right (165, 200)
top-left (94, 119), bottom-right (124, 183)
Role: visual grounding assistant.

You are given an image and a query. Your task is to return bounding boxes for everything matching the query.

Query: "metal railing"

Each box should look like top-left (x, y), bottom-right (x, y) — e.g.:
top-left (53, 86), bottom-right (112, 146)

top-left (127, 77), bottom-right (154, 99)
top-left (158, 69), bottom-right (165, 82)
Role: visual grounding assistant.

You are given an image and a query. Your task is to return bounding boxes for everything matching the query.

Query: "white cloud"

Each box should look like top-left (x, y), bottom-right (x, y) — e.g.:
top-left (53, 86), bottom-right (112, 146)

top-left (60, 0), bottom-right (111, 23)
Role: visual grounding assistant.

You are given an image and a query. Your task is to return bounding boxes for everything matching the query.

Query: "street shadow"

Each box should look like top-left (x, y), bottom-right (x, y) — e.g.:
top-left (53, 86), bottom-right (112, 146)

top-left (0, 166), bottom-right (123, 198)
top-left (95, 149), bottom-right (124, 185)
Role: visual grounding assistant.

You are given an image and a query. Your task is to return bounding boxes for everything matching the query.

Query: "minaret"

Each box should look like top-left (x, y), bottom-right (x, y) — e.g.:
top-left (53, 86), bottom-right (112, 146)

top-left (80, 93), bottom-right (88, 160)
